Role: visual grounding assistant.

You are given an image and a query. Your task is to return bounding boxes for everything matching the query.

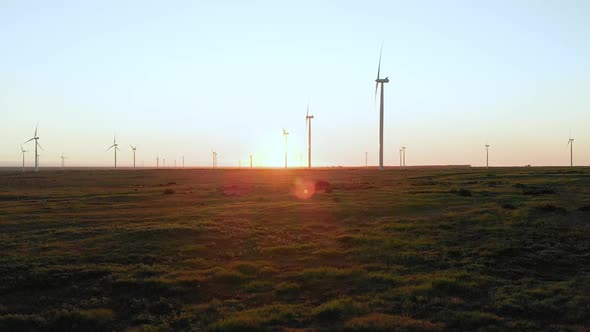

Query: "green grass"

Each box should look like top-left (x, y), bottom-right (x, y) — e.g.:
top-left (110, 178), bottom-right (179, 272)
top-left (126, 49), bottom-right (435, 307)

top-left (1, 167), bottom-right (589, 331)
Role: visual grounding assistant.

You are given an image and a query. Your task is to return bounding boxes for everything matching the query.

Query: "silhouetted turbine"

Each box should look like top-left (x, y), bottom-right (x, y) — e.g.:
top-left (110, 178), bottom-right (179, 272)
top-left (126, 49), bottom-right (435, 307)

top-left (374, 44), bottom-right (390, 170)
top-left (23, 123), bottom-right (43, 172)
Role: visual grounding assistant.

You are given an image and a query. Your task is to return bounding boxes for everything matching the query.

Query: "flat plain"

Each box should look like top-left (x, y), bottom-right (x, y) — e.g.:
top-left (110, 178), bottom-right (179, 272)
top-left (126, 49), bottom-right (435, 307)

top-left (1, 167), bottom-right (589, 331)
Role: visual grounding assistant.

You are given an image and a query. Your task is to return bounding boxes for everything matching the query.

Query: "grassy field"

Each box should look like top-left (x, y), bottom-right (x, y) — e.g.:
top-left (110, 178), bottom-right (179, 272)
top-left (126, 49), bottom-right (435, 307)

top-left (1, 167), bottom-right (589, 331)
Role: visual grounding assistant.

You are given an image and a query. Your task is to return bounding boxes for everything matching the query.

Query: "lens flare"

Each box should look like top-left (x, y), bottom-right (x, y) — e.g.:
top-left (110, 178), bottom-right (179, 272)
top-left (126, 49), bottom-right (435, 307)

top-left (294, 178), bottom-right (316, 200)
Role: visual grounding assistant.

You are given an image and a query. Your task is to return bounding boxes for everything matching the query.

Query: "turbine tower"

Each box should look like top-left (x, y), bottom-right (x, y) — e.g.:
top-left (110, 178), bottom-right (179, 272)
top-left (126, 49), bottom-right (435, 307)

top-left (485, 144), bottom-right (490, 168)
top-left (156, 154), bottom-right (160, 169)
top-left (365, 152), bottom-right (368, 167)
top-left (402, 146), bottom-right (406, 167)
top-left (399, 148), bottom-right (402, 167)
top-left (20, 145), bottom-right (27, 173)
top-left (182, 155), bottom-right (185, 168)
top-left (212, 150), bottom-right (218, 168)
top-left (568, 136), bottom-right (574, 167)
top-left (250, 153), bottom-right (253, 168)
top-left (375, 45), bottom-right (390, 170)
top-left (130, 145), bottom-right (137, 168)
top-left (106, 135), bottom-right (120, 168)
top-left (305, 102), bottom-right (314, 168)
top-left (24, 123), bottom-right (43, 172)
top-left (60, 153), bottom-right (66, 168)
top-left (283, 128), bottom-right (289, 168)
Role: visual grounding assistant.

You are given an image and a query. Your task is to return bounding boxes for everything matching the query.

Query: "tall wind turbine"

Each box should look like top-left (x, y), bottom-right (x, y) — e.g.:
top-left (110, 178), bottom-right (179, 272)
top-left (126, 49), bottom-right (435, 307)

top-left (20, 145), bottom-right (27, 173)
top-left (130, 145), bottom-right (137, 168)
top-left (156, 154), bottom-right (160, 169)
top-left (250, 153), bottom-right (253, 168)
top-left (365, 152), bottom-right (368, 167)
top-left (305, 102), bottom-right (314, 168)
top-left (402, 146), bottom-right (406, 167)
top-left (60, 153), bottom-right (66, 168)
top-left (24, 123), bottom-right (43, 172)
top-left (182, 155), bottom-right (185, 168)
top-left (283, 128), bottom-right (289, 168)
top-left (212, 150), bottom-right (218, 168)
top-left (399, 148), bottom-right (403, 167)
top-left (106, 136), bottom-right (120, 168)
top-left (568, 136), bottom-right (574, 167)
top-left (485, 144), bottom-right (490, 168)
top-left (375, 45), bottom-right (390, 170)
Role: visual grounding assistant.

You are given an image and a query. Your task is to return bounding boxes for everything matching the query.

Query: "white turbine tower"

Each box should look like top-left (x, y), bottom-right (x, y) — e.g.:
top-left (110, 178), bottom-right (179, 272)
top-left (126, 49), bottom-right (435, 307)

top-left (20, 145), bottom-right (27, 173)
top-left (212, 149), bottom-right (218, 168)
top-left (130, 145), bottom-right (137, 168)
top-left (283, 128), bottom-right (289, 168)
top-left (375, 45), bottom-right (390, 170)
top-left (305, 102), bottom-right (314, 168)
top-left (156, 154), bottom-right (160, 169)
top-left (568, 135), bottom-right (574, 167)
top-left (402, 146), bottom-right (407, 167)
top-left (106, 136), bottom-right (120, 168)
top-left (24, 123), bottom-right (43, 172)
top-left (485, 144), bottom-right (490, 168)
top-left (60, 153), bottom-right (66, 168)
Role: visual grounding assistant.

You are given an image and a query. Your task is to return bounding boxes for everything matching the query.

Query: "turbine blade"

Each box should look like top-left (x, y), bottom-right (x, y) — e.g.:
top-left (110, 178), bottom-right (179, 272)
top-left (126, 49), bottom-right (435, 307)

top-left (37, 142), bottom-right (44, 151)
top-left (24, 138), bottom-right (34, 144)
top-left (106, 144), bottom-right (114, 151)
top-left (34, 123), bottom-right (38, 137)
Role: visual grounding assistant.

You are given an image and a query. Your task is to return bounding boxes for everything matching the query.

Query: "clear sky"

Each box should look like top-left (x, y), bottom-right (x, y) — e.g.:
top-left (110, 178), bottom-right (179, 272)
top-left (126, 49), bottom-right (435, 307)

top-left (1, 0), bottom-right (589, 167)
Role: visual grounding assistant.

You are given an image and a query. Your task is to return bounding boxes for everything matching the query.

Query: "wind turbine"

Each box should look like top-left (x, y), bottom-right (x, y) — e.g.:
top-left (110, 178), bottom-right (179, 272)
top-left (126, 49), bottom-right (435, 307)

top-left (60, 153), bottom-right (66, 168)
top-left (375, 44), bottom-right (390, 170)
top-left (283, 128), bottom-right (289, 168)
top-left (402, 146), bottom-right (406, 167)
top-left (365, 152), bottom-right (368, 167)
top-left (212, 150), bottom-right (218, 168)
top-left (156, 154), bottom-right (160, 169)
top-left (23, 123), bottom-right (43, 172)
top-left (182, 155), bottom-right (185, 169)
top-left (130, 145), bottom-right (137, 168)
top-left (106, 135), bottom-right (120, 168)
top-left (250, 153), bottom-right (253, 168)
top-left (399, 148), bottom-right (403, 167)
top-left (305, 102), bottom-right (314, 168)
top-left (20, 145), bottom-right (27, 173)
top-left (568, 135), bottom-right (574, 167)
top-left (485, 144), bottom-right (490, 168)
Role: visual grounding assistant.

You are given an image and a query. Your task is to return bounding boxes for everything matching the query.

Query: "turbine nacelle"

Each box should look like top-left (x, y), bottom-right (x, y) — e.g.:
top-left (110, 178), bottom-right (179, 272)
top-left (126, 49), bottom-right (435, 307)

top-left (375, 77), bottom-right (389, 83)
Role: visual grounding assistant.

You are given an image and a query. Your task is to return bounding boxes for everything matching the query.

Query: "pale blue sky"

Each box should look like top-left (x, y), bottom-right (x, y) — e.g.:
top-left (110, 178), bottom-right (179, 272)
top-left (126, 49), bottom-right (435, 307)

top-left (1, 0), bottom-right (589, 167)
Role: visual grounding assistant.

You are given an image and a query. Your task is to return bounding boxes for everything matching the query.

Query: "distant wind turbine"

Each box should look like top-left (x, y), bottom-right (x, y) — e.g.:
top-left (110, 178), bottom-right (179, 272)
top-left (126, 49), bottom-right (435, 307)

top-left (402, 146), bottom-right (406, 167)
top-left (399, 148), bottom-right (403, 167)
top-left (106, 135), bottom-right (120, 168)
top-left (156, 153), bottom-right (160, 169)
top-left (182, 155), bottom-right (185, 168)
top-left (305, 102), bottom-right (314, 168)
top-left (375, 44), bottom-right (390, 170)
top-left (20, 145), bottom-right (27, 173)
top-left (60, 153), bottom-right (66, 168)
top-left (568, 135), bottom-right (574, 167)
top-left (212, 150), bottom-right (218, 168)
top-left (23, 123), bottom-right (43, 172)
top-left (485, 143), bottom-right (490, 168)
top-left (250, 153), bottom-right (253, 168)
top-left (283, 128), bottom-right (289, 168)
top-left (130, 145), bottom-right (137, 168)
top-left (365, 152), bottom-right (368, 167)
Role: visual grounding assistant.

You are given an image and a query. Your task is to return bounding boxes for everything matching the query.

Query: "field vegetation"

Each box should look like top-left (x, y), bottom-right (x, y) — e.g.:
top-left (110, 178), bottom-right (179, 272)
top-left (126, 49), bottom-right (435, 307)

top-left (1, 167), bottom-right (589, 331)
